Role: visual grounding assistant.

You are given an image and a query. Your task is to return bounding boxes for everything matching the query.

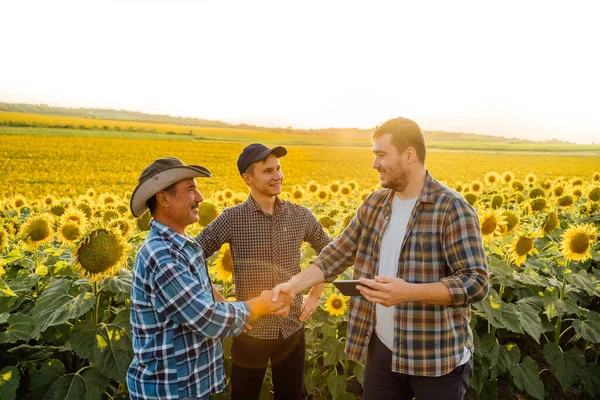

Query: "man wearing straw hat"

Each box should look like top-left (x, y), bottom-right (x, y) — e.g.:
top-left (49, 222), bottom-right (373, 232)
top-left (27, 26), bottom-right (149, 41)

top-left (127, 156), bottom-right (292, 400)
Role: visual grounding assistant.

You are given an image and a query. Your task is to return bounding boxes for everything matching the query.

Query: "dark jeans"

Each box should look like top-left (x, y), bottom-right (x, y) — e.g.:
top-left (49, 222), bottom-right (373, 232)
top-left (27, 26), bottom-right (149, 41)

top-left (231, 329), bottom-right (305, 400)
top-left (363, 334), bottom-right (473, 400)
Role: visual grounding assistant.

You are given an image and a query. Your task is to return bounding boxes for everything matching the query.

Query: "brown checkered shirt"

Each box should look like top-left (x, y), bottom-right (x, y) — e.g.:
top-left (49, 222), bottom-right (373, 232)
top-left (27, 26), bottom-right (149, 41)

top-left (197, 195), bottom-right (331, 339)
top-left (312, 172), bottom-right (488, 376)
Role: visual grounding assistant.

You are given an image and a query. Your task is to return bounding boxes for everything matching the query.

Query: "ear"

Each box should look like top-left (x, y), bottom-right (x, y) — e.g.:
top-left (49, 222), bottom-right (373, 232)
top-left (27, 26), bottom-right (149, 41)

top-left (156, 191), bottom-right (170, 208)
top-left (405, 147), bottom-right (417, 163)
top-left (241, 173), bottom-right (253, 186)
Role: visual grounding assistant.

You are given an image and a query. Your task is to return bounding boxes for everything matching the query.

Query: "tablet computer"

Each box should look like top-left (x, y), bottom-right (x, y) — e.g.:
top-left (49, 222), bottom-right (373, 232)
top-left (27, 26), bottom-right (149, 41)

top-left (333, 280), bottom-right (362, 296)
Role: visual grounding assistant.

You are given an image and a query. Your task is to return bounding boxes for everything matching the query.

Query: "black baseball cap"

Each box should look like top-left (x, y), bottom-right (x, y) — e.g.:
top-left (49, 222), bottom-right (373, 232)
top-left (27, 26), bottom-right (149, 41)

top-left (237, 143), bottom-right (287, 175)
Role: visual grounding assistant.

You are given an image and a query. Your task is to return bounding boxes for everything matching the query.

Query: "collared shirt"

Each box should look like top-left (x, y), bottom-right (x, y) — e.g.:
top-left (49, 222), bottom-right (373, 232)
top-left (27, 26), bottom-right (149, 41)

top-left (197, 195), bottom-right (331, 339)
top-left (312, 171), bottom-right (488, 377)
top-left (127, 219), bottom-right (250, 400)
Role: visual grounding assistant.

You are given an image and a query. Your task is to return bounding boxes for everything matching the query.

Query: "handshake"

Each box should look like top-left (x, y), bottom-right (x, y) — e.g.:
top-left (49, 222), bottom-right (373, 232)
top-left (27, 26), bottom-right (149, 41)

top-left (246, 289), bottom-right (295, 322)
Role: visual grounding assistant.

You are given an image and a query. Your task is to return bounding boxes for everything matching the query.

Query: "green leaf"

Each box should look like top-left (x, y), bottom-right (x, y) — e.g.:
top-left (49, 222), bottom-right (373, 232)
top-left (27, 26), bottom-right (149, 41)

top-left (0, 249), bottom-right (24, 267)
top-left (70, 320), bottom-right (133, 384)
top-left (511, 356), bottom-right (545, 400)
top-left (326, 372), bottom-right (347, 400)
top-left (478, 379), bottom-right (498, 400)
top-left (303, 367), bottom-right (320, 394)
top-left (323, 338), bottom-right (345, 367)
top-left (543, 342), bottom-right (585, 391)
top-left (572, 312), bottom-right (600, 343)
top-left (581, 363), bottom-right (600, 399)
top-left (102, 268), bottom-right (132, 294)
top-left (28, 359), bottom-right (65, 399)
top-left (45, 367), bottom-right (108, 400)
top-left (0, 282), bottom-right (17, 297)
top-left (488, 258), bottom-right (515, 279)
top-left (0, 313), bottom-right (9, 325)
top-left (479, 333), bottom-right (499, 374)
top-left (516, 301), bottom-right (544, 343)
top-left (0, 313), bottom-right (37, 343)
top-left (32, 279), bottom-right (95, 333)
top-left (0, 366), bottom-right (19, 400)
top-left (496, 342), bottom-right (521, 377)
top-left (566, 270), bottom-right (599, 296)
top-left (7, 344), bottom-right (60, 368)
top-left (352, 362), bottom-right (364, 385)
top-left (515, 269), bottom-right (549, 287)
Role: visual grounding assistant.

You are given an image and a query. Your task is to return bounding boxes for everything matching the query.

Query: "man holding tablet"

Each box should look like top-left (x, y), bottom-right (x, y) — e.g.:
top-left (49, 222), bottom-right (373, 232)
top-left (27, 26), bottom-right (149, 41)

top-left (273, 117), bottom-right (488, 400)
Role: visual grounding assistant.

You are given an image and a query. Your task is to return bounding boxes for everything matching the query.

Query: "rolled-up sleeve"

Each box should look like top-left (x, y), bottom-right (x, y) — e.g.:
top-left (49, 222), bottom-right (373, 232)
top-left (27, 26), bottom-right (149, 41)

top-left (151, 258), bottom-right (249, 338)
top-left (441, 199), bottom-right (489, 306)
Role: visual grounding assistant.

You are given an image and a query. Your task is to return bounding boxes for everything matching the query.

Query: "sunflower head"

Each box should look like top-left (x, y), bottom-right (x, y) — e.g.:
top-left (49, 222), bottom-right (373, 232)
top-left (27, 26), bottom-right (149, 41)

top-left (484, 172), bottom-right (500, 186)
top-left (57, 222), bottom-right (83, 245)
top-left (86, 188), bottom-right (96, 199)
top-left (0, 226), bottom-right (9, 253)
top-left (319, 216), bottom-right (336, 230)
top-left (572, 187), bottom-right (583, 197)
top-left (514, 193), bottom-right (525, 204)
top-left (137, 210), bottom-right (152, 231)
top-left (479, 209), bottom-right (507, 242)
top-left (552, 185), bottom-right (565, 197)
top-left (102, 209), bottom-right (120, 225)
top-left (557, 195), bottom-right (574, 207)
top-left (213, 244), bottom-right (233, 282)
top-left (317, 189), bottom-right (328, 202)
top-left (233, 194), bottom-right (245, 205)
top-left (76, 202), bottom-right (94, 220)
top-left (19, 214), bottom-right (54, 251)
top-left (543, 211), bottom-right (559, 234)
top-left (329, 182), bottom-right (340, 193)
top-left (502, 210), bottom-right (519, 233)
top-left (528, 187), bottom-right (545, 199)
top-left (306, 181), bottom-right (319, 193)
top-left (292, 187), bottom-right (305, 200)
top-left (342, 213), bottom-right (355, 229)
top-left (512, 180), bottom-right (525, 191)
top-left (43, 195), bottom-right (57, 207)
top-left (60, 208), bottom-right (88, 228)
top-left (98, 193), bottom-right (119, 207)
top-left (108, 218), bottom-right (132, 237)
top-left (525, 173), bottom-right (537, 185)
top-left (509, 232), bottom-right (538, 267)
top-left (50, 203), bottom-right (67, 217)
top-left (74, 228), bottom-right (129, 282)
top-left (588, 187), bottom-right (600, 202)
top-left (12, 195), bottom-right (28, 209)
top-left (454, 183), bottom-right (464, 193)
top-left (571, 178), bottom-right (583, 187)
top-left (592, 172), bottom-right (600, 182)
top-left (325, 293), bottom-right (348, 317)
top-left (470, 180), bottom-right (483, 194)
top-left (530, 198), bottom-right (547, 212)
top-left (491, 195), bottom-right (504, 209)
top-left (464, 193), bottom-right (477, 206)
top-left (347, 180), bottom-right (358, 190)
top-left (501, 171), bottom-right (514, 184)
top-left (560, 223), bottom-right (598, 262)
top-left (223, 189), bottom-right (234, 200)
top-left (340, 184), bottom-right (352, 196)
top-left (197, 202), bottom-right (219, 227)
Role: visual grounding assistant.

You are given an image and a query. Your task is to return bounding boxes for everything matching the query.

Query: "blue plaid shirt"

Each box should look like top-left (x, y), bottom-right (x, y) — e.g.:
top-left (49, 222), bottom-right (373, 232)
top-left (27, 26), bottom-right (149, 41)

top-left (127, 220), bottom-right (250, 400)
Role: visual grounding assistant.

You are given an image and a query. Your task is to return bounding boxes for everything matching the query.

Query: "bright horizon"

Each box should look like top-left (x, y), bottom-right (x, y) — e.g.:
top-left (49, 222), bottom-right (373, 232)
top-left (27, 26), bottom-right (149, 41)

top-left (1, 0), bottom-right (599, 144)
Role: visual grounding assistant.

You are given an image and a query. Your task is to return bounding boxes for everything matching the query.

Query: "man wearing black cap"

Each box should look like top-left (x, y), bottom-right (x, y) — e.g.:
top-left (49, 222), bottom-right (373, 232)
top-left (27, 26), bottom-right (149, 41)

top-left (197, 144), bottom-right (331, 400)
top-left (127, 156), bottom-right (292, 400)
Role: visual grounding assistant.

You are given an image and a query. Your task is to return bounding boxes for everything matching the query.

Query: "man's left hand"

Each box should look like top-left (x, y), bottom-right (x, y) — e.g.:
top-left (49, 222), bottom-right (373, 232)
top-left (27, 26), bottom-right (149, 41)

top-left (299, 294), bottom-right (319, 322)
top-left (357, 276), bottom-right (411, 307)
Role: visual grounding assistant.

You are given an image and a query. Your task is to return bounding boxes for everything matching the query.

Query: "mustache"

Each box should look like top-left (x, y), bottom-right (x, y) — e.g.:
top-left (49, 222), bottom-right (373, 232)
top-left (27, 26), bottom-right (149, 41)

top-left (190, 203), bottom-right (199, 209)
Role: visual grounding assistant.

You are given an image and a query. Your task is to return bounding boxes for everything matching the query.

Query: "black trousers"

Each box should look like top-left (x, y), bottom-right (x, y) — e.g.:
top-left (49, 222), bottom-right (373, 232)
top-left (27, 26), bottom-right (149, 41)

top-left (230, 329), bottom-right (305, 400)
top-left (363, 334), bottom-right (473, 400)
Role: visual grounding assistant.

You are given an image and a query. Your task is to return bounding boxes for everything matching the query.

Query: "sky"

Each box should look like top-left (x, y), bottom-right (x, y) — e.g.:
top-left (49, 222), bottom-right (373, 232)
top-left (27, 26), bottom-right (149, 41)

top-left (1, 0), bottom-right (599, 144)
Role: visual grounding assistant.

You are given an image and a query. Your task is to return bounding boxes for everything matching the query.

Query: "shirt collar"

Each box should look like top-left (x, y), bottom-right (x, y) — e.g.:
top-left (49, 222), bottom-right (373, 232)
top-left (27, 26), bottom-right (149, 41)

top-left (149, 219), bottom-right (194, 250)
top-left (244, 194), bottom-right (283, 214)
top-left (383, 170), bottom-right (436, 217)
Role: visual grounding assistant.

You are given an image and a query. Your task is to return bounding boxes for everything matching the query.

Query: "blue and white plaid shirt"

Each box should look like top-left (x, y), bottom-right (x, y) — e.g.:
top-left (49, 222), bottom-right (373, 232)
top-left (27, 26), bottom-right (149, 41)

top-left (127, 219), bottom-right (250, 400)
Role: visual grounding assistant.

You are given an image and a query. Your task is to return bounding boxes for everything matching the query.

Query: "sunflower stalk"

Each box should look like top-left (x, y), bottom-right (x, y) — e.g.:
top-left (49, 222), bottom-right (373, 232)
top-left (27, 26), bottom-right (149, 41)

top-left (554, 260), bottom-right (570, 344)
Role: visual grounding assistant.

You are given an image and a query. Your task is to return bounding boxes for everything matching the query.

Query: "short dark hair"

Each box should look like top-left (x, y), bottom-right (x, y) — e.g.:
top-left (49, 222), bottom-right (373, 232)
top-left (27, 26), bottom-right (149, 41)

top-left (373, 117), bottom-right (426, 163)
top-left (146, 183), bottom-right (177, 215)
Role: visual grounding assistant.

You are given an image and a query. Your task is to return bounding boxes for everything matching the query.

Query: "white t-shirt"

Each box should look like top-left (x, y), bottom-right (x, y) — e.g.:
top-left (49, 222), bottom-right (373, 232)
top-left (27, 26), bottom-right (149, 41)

top-left (374, 194), bottom-right (471, 366)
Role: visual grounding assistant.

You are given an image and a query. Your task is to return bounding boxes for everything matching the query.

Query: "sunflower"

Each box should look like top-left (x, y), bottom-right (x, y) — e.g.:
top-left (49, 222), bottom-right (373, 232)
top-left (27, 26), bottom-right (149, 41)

top-left (329, 182), bottom-right (340, 193)
top-left (541, 181), bottom-right (552, 190)
top-left (86, 188), bottom-right (96, 199)
top-left (509, 232), bottom-right (539, 267)
top-left (588, 187), bottom-right (600, 202)
top-left (560, 223), bottom-right (598, 262)
top-left (57, 222), bottom-right (83, 245)
top-left (12, 195), bottom-right (28, 209)
top-left (223, 189), bottom-right (234, 199)
top-left (525, 173), bottom-right (537, 185)
top-left (501, 171), bottom-right (514, 185)
top-left (108, 218), bottom-right (132, 237)
top-left (60, 208), bottom-right (88, 228)
top-left (197, 201), bottom-right (219, 227)
top-left (530, 198), bottom-right (547, 212)
top-left (464, 193), bottom-right (477, 206)
top-left (319, 216), bottom-right (336, 230)
top-left (491, 195), bottom-right (504, 209)
top-left (76, 202), bottom-right (94, 220)
top-left (339, 184), bottom-right (352, 196)
top-left (470, 180), bottom-right (484, 194)
top-left (512, 180), bottom-right (525, 191)
top-left (43, 195), bottom-right (57, 207)
top-left (292, 186), bottom-right (305, 200)
top-left (552, 184), bottom-right (565, 197)
top-left (102, 209), bottom-right (120, 225)
top-left (571, 178), bottom-right (583, 187)
top-left (347, 180), bottom-right (358, 190)
top-left (316, 189), bottom-right (328, 202)
top-left (213, 244), bottom-right (233, 282)
top-left (306, 181), bottom-right (319, 194)
top-left (18, 214), bottom-right (54, 251)
top-left (233, 194), bottom-right (246, 205)
top-left (325, 293), bottom-right (348, 317)
top-left (528, 187), bottom-right (545, 199)
top-left (342, 213), bottom-right (355, 229)
top-left (215, 191), bottom-right (225, 202)
top-left (74, 228), bottom-right (129, 282)
top-left (501, 210), bottom-right (519, 233)
top-left (557, 195), bottom-right (574, 207)
top-left (0, 226), bottom-right (9, 253)
top-left (542, 211), bottom-right (559, 234)
top-left (484, 172), bottom-right (500, 186)
top-left (50, 203), bottom-right (67, 217)
top-left (454, 183), bottom-right (464, 193)
top-left (361, 191), bottom-right (370, 201)
top-left (97, 193), bottom-right (119, 207)
top-left (572, 187), bottom-right (583, 197)
top-left (593, 172), bottom-right (600, 182)
top-left (137, 210), bottom-right (151, 231)
top-left (478, 209), bottom-right (507, 242)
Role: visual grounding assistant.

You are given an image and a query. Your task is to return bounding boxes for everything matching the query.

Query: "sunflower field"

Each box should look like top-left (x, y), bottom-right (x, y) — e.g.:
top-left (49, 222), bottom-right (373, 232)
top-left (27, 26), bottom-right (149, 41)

top-left (1, 125), bottom-right (600, 399)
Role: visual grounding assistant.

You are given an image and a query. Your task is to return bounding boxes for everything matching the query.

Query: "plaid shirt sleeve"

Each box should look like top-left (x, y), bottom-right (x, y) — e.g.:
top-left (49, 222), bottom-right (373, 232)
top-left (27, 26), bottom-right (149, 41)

top-left (303, 209), bottom-right (332, 254)
top-left (312, 204), bottom-right (365, 282)
top-left (150, 254), bottom-right (249, 338)
top-left (440, 198), bottom-right (489, 306)
top-left (196, 211), bottom-right (231, 258)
